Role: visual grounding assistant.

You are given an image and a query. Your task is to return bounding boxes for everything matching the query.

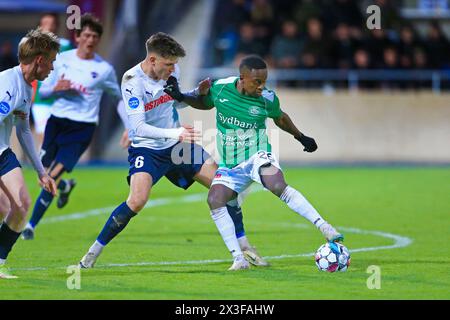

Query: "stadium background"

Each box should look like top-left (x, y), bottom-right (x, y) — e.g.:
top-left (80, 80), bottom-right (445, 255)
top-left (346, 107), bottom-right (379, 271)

top-left (0, 0), bottom-right (449, 302)
top-left (0, 0), bottom-right (449, 166)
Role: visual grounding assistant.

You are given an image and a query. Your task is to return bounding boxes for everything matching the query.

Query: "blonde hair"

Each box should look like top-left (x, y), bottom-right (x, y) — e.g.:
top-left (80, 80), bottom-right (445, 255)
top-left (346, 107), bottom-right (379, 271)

top-left (18, 29), bottom-right (60, 65)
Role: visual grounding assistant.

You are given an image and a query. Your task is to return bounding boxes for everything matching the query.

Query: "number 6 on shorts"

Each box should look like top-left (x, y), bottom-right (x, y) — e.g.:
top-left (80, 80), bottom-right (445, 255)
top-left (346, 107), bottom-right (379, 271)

top-left (135, 156), bottom-right (144, 169)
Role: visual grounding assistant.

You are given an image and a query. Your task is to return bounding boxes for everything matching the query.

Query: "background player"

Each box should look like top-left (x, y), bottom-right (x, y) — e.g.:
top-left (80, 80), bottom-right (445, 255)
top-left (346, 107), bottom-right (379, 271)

top-left (79, 33), bottom-right (268, 269)
top-left (165, 55), bottom-right (344, 270)
top-left (0, 29), bottom-right (58, 279)
top-left (22, 14), bottom-right (127, 240)
top-left (31, 12), bottom-right (73, 147)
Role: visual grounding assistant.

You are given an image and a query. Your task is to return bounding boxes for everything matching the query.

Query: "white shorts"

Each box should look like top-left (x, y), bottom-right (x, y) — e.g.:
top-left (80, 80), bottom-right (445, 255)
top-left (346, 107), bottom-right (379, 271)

top-left (31, 104), bottom-right (52, 134)
top-left (212, 150), bottom-right (282, 195)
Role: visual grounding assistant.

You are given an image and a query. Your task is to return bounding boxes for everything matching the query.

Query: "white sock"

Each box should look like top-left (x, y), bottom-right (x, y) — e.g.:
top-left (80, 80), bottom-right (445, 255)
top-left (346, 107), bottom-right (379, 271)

top-left (25, 222), bottom-right (33, 231)
top-left (0, 258), bottom-right (5, 265)
top-left (238, 236), bottom-right (251, 250)
top-left (89, 240), bottom-right (104, 256)
top-left (210, 207), bottom-right (242, 258)
top-left (280, 186), bottom-right (326, 228)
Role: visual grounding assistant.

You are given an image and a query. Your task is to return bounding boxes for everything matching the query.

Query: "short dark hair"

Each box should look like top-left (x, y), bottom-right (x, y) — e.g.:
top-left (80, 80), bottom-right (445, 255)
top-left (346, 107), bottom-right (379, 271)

top-left (145, 32), bottom-right (186, 58)
top-left (75, 13), bottom-right (103, 37)
top-left (239, 55), bottom-right (267, 73)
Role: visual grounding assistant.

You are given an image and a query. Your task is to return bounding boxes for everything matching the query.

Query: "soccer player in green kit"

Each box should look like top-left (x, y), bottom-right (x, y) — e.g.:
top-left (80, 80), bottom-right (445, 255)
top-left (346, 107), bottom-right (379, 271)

top-left (165, 55), bottom-right (344, 270)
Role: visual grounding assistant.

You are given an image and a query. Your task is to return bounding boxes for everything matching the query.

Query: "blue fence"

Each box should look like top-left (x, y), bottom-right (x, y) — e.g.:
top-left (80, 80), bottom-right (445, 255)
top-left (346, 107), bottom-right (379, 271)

top-left (0, 0), bottom-right (66, 12)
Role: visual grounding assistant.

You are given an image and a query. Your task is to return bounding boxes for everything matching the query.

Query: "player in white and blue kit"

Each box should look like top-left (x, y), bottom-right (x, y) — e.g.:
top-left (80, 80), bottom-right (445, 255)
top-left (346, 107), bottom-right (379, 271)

top-left (0, 29), bottom-right (58, 279)
top-left (31, 12), bottom-right (73, 140)
top-left (22, 14), bottom-right (127, 240)
top-left (79, 32), bottom-right (268, 268)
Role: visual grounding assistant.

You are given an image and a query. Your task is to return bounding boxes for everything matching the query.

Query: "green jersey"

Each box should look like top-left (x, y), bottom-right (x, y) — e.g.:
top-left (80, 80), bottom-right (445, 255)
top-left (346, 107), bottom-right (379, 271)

top-left (203, 76), bottom-right (282, 168)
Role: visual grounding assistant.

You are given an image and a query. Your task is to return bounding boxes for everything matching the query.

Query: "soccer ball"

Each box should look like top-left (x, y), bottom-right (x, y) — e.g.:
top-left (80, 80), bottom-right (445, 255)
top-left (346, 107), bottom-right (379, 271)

top-left (314, 242), bottom-right (351, 272)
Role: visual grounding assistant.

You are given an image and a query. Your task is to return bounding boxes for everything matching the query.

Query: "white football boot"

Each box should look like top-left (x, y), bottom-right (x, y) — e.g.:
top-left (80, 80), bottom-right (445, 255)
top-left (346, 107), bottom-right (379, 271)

top-left (242, 247), bottom-right (270, 267)
top-left (79, 251), bottom-right (99, 269)
top-left (319, 222), bottom-right (344, 243)
top-left (228, 254), bottom-right (250, 271)
top-left (0, 265), bottom-right (18, 279)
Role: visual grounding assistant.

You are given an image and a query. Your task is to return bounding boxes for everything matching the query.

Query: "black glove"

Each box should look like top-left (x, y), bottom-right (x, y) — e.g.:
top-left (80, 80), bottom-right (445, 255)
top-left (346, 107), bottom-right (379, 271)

top-left (296, 134), bottom-right (318, 153)
top-left (163, 76), bottom-right (185, 102)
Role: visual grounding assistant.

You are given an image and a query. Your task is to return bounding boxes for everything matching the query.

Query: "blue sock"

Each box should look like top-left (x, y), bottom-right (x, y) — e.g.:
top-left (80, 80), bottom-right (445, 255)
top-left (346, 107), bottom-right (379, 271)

top-left (57, 179), bottom-right (67, 192)
top-left (227, 202), bottom-right (246, 238)
top-left (29, 189), bottom-right (54, 228)
top-left (97, 202), bottom-right (137, 246)
top-left (0, 223), bottom-right (21, 260)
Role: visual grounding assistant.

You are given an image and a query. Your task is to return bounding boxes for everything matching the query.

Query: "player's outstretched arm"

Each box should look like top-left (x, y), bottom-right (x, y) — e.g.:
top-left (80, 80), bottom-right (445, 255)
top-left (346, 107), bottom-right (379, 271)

top-left (15, 114), bottom-right (57, 195)
top-left (164, 76), bottom-right (213, 110)
top-left (274, 111), bottom-right (318, 153)
top-left (128, 113), bottom-right (201, 143)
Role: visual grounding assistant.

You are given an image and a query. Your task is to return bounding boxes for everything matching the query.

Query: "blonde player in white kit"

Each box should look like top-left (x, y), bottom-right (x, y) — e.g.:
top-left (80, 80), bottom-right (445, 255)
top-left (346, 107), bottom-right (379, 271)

top-left (22, 14), bottom-right (128, 240)
top-left (0, 29), bottom-right (58, 279)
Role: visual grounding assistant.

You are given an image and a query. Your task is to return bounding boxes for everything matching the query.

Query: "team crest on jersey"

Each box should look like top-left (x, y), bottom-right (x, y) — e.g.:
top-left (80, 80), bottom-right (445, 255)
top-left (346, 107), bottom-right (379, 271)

top-left (91, 72), bottom-right (99, 79)
top-left (249, 106), bottom-right (262, 116)
top-left (128, 97), bottom-right (140, 109)
top-left (0, 102), bottom-right (11, 115)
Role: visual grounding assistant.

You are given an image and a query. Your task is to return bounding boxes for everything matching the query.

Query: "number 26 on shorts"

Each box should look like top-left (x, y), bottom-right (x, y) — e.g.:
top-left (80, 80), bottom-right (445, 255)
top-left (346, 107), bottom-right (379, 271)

top-left (258, 151), bottom-right (274, 162)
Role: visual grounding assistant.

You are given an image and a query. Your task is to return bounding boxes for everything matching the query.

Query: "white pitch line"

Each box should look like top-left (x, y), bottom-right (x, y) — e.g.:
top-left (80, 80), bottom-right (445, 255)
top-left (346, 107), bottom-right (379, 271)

top-left (337, 226), bottom-right (413, 253)
top-left (14, 225), bottom-right (412, 271)
top-left (42, 193), bottom-right (206, 224)
top-left (95, 227), bottom-right (412, 269)
top-left (13, 191), bottom-right (413, 272)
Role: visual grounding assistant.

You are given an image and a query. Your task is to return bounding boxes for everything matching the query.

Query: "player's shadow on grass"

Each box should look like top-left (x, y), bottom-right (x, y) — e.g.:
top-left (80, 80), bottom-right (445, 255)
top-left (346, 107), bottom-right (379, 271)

top-left (146, 269), bottom-right (228, 275)
top-left (82, 267), bottom-right (225, 276)
top-left (126, 229), bottom-right (302, 238)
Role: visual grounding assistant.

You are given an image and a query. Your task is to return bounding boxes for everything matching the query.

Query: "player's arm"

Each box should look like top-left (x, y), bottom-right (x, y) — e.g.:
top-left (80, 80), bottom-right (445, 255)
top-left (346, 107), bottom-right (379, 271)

top-left (102, 68), bottom-right (133, 148)
top-left (164, 76), bottom-right (214, 110)
top-left (128, 114), bottom-right (200, 142)
top-left (273, 111), bottom-right (318, 153)
top-left (0, 83), bottom-right (17, 122)
top-left (40, 73), bottom-right (78, 99)
top-left (183, 78), bottom-right (215, 110)
top-left (39, 58), bottom-right (76, 99)
top-left (15, 113), bottom-right (57, 195)
top-left (103, 67), bottom-right (130, 128)
top-left (116, 100), bottom-right (131, 149)
top-left (116, 100), bottom-right (129, 129)
top-left (122, 77), bottom-right (200, 143)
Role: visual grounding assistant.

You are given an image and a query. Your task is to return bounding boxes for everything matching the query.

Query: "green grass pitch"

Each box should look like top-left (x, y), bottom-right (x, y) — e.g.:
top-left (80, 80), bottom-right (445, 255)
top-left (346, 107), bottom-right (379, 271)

top-left (1, 167), bottom-right (449, 299)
